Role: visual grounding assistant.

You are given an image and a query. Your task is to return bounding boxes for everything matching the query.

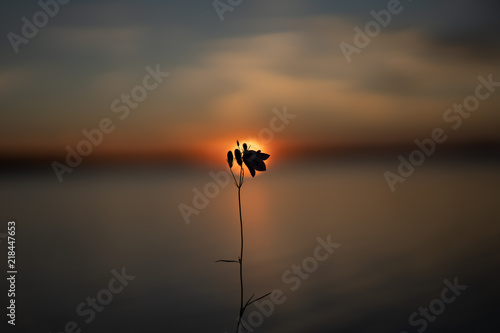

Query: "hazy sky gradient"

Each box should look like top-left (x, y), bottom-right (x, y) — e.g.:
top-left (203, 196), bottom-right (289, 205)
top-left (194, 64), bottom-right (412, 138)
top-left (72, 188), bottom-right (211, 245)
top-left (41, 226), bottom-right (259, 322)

top-left (1, 0), bottom-right (499, 161)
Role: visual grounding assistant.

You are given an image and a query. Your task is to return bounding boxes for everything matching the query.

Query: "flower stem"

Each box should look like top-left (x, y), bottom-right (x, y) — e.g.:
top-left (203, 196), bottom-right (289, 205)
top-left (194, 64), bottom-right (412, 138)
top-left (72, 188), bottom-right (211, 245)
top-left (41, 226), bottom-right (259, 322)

top-left (236, 184), bottom-right (244, 333)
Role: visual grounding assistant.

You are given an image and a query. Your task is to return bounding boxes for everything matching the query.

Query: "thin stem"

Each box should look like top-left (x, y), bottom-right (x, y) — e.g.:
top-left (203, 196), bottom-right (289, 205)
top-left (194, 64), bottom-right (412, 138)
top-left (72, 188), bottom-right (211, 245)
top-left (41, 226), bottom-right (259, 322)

top-left (226, 150), bottom-right (270, 332)
top-left (236, 167), bottom-right (244, 333)
top-left (230, 167), bottom-right (238, 186)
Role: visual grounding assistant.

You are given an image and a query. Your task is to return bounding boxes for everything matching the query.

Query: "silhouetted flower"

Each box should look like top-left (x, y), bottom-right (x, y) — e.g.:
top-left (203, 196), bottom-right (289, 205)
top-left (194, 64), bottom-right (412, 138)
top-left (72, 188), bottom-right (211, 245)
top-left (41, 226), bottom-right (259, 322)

top-left (227, 151), bottom-right (234, 168)
top-left (227, 141), bottom-right (270, 177)
top-left (243, 148), bottom-right (270, 177)
top-left (219, 141), bottom-right (272, 333)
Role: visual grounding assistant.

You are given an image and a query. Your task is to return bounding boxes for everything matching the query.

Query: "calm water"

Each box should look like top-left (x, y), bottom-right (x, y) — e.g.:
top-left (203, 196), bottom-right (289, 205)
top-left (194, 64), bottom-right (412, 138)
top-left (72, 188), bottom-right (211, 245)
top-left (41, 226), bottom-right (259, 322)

top-left (1, 157), bottom-right (499, 332)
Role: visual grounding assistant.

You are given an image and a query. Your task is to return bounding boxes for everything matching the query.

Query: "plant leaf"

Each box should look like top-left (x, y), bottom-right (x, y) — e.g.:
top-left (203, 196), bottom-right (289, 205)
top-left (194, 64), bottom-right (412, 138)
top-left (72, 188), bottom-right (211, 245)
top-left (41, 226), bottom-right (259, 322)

top-left (248, 292), bottom-right (272, 305)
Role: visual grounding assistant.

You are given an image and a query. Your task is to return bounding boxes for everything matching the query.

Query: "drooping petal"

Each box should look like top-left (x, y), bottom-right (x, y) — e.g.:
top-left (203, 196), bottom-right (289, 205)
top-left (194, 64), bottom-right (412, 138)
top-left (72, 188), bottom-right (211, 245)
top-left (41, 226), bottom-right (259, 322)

top-left (245, 162), bottom-right (256, 177)
top-left (252, 159), bottom-right (267, 171)
top-left (256, 150), bottom-right (270, 161)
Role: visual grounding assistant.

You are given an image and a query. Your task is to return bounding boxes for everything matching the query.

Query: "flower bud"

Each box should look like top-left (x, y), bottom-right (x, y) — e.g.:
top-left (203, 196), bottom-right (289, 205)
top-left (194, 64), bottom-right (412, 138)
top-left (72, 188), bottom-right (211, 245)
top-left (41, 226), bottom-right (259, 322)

top-left (227, 151), bottom-right (234, 168)
top-left (234, 149), bottom-right (242, 166)
top-left (243, 143), bottom-right (248, 151)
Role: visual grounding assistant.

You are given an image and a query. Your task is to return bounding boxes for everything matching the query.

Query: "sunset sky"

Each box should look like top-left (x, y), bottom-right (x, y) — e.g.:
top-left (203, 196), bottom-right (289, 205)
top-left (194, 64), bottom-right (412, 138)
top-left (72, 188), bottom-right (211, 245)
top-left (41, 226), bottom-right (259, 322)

top-left (1, 0), bottom-right (499, 163)
top-left (1, 2), bottom-right (500, 332)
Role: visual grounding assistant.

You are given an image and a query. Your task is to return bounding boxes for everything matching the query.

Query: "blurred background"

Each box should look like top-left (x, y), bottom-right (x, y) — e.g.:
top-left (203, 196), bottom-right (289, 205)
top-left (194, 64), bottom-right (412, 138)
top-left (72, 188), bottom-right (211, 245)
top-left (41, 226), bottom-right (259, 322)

top-left (0, 0), bottom-right (499, 332)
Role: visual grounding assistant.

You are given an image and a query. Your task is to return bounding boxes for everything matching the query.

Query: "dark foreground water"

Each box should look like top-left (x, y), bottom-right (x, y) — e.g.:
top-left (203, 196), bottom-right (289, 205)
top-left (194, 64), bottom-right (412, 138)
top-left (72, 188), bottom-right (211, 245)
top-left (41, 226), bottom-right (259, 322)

top-left (1, 156), bottom-right (499, 332)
